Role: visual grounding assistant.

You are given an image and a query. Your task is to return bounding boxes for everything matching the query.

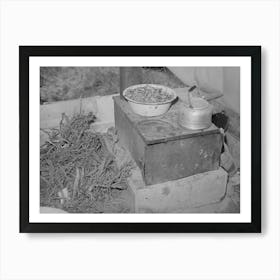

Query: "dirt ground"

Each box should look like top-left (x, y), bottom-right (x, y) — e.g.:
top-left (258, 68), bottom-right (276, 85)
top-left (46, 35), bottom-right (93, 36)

top-left (40, 67), bottom-right (185, 103)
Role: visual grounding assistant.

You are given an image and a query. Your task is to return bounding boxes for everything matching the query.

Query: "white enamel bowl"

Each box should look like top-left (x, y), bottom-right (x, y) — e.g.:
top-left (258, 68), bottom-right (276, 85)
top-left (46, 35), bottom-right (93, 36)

top-left (123, 84), bottom-right (177, 117)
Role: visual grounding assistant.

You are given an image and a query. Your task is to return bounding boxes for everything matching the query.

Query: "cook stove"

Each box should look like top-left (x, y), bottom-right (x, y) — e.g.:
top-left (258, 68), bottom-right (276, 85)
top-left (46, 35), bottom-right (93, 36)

top-left (113, 96), bottom-right (223, 186)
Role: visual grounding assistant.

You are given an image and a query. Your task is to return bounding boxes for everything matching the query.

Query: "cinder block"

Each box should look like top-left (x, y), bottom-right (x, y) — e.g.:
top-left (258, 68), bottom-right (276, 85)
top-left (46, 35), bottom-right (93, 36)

top-left (128, 168), bottom-right (228, 213)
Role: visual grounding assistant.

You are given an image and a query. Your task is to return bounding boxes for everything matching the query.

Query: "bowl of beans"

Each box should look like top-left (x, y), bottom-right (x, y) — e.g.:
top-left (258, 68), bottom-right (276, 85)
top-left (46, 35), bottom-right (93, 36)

top-left (123, 84), bottom-right (177, 116)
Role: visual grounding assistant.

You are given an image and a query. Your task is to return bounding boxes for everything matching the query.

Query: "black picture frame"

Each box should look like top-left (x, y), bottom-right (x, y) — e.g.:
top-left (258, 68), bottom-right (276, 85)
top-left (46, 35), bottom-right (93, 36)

top-left (20, 46), bottom-right (261, 233)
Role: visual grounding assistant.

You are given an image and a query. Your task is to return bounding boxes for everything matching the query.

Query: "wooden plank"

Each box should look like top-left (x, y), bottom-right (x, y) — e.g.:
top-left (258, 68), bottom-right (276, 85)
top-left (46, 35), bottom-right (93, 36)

top-left (40, 95), bottom-right (117, 129)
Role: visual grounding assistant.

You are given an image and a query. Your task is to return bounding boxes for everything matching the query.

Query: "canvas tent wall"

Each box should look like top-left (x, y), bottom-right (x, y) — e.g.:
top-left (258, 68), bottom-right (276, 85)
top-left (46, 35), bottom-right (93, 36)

top-left (168, 67), bottom-right (240, 113)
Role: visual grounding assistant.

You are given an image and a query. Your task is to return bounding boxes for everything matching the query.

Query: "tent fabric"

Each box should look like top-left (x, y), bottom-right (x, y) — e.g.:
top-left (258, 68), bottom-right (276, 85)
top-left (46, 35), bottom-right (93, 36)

top-left (168, 67), bottom-right (240, 113)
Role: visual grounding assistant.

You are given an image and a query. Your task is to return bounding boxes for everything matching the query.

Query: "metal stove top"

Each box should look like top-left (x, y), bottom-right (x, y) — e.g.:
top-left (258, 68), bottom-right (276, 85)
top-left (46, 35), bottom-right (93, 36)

top-left (113, 96), bottom-right (219, 145)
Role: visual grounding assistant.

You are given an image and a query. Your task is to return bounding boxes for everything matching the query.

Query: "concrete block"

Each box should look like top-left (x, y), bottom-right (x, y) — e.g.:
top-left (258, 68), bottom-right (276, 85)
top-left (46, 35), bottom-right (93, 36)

top-left (128, 168), bottom-right (228, 213)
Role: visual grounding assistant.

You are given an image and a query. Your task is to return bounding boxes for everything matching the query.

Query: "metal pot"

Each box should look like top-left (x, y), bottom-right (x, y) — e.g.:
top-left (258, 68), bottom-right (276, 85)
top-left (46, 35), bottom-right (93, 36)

top-left (179, 97), bottom-right (213, 130)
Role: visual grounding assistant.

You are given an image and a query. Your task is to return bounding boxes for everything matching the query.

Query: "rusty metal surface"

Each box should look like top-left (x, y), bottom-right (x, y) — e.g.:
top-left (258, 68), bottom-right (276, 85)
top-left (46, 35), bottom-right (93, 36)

top-left (114, 96), bottom-right (220, 145)
top-left (114, 96), bottom-right (223, 186)
top-left (144, 134), bottom-right (222, 185)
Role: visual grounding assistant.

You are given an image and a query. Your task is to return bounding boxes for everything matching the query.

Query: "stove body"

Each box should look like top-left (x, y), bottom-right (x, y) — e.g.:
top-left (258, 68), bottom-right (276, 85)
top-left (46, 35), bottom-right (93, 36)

top-left (114, 96), bottom-right (223, 185)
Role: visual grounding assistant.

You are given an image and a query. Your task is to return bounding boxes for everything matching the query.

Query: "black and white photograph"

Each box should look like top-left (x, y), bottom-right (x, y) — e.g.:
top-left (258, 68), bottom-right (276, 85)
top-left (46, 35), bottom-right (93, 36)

top-left (19, 46), bottom-right (261, 233)
top-left (39, 66), bottom-right (241, 214)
